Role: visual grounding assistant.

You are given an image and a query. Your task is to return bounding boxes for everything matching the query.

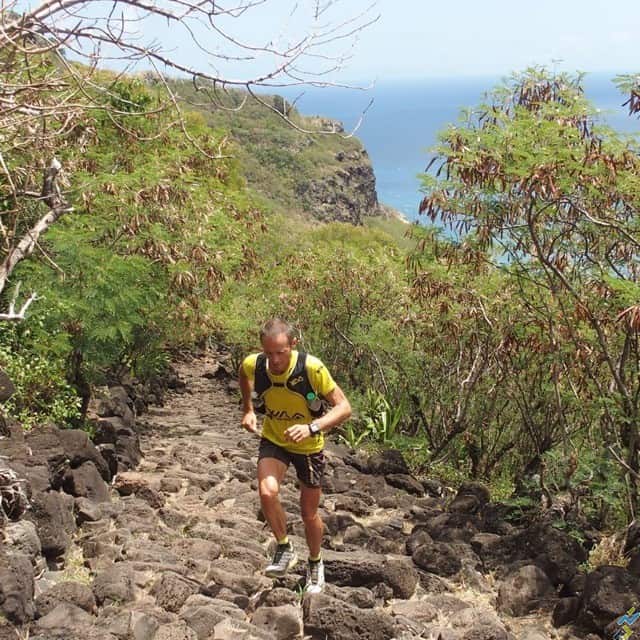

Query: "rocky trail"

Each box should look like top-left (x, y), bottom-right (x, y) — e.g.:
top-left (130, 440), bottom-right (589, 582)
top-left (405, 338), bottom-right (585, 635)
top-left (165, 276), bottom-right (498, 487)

top-left (1, 352), bottom-right (639, 640)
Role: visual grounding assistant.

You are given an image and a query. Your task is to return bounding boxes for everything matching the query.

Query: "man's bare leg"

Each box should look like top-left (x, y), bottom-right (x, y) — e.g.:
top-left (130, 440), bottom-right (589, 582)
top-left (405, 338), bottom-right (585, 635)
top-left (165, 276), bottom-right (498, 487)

top-left (258, 457), bottom-right (288, 541)
top-left (300, 484), bottom-right (323, 558)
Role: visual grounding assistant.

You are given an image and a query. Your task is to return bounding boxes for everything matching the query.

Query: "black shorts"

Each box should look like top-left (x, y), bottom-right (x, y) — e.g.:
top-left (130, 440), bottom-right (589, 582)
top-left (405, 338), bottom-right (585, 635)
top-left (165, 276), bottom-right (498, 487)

top-left (258, 438), bottom-right (326, 488)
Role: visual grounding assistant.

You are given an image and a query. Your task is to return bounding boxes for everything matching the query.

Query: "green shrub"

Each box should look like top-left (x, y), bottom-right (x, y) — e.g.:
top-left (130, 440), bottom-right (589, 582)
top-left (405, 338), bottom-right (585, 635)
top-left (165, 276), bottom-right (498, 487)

top-left (357, 389), bottom-right (404, 445)
top-left (0, 328), bottom-right (80, 429)
top-left (108, 78), bottom-right (153, 113)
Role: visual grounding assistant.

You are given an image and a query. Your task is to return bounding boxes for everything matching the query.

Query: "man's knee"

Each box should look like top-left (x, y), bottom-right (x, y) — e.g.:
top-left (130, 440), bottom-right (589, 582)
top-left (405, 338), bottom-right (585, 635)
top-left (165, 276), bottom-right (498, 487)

top-left (301, 505), bottom-right (321, 524)
top-left (259, 477), bottom-right (280, 501)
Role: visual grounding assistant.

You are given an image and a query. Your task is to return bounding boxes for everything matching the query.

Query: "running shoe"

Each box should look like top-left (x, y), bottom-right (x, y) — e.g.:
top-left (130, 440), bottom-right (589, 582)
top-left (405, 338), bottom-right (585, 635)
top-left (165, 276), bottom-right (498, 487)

top-left (265, 542), bottom-right (297, 578)
top-left (304, 559), bottom-right (325, 594)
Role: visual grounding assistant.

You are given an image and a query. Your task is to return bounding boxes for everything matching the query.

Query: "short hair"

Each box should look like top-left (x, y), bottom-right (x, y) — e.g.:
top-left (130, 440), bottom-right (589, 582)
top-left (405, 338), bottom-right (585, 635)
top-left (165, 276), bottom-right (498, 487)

top-left (259, 318), bottom-right (297, 344)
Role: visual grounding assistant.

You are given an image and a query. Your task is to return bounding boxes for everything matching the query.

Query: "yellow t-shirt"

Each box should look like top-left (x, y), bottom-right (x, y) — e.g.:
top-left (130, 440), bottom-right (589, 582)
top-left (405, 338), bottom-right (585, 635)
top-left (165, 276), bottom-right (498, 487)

top-left (241, 350), bottom-right (336, 454)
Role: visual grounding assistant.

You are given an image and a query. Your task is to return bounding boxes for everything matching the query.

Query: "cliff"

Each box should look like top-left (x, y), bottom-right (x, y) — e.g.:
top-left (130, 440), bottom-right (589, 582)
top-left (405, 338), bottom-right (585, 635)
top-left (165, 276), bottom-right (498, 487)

top-left (297, 146), bottom-right (379, 225)
top-left (174, 84), bottom-right (382, 226)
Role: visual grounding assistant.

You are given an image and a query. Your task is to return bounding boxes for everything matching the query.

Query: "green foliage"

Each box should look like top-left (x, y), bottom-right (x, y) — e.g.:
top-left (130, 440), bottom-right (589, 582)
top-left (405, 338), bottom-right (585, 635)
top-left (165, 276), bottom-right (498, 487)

top-left (542, 446), bottom-right (628, 530)
top-left (170, 80), bottom-right (362, 213)
top-left (6, 72), bottom-right (267, 400)
top-left (424, 459), bottom-right (469, 491)
top-left (416, 67), bottom-right (640, 521)
top-left (108, 78), bottom-right (153, 113)
top-left (338, 420), bottom-right (372, 449)
top-left (15, 234), bottom-right (169, 381)
top-left (359, 389), bottom-right (405, 444)
top-left (339, 390), bottom-right (405, 448)
top-left (551, 518), bottom-right (587, 546)
top-left (495, 493), bottom-right (540, 526)
top-left (0, 325), bottom-right (80, 428)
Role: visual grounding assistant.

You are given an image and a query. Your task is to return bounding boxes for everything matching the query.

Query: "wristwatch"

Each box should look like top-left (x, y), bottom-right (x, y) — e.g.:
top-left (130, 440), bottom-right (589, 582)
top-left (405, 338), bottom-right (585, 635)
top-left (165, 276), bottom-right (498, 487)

top-left (309, 421), bottom-right (321, 436)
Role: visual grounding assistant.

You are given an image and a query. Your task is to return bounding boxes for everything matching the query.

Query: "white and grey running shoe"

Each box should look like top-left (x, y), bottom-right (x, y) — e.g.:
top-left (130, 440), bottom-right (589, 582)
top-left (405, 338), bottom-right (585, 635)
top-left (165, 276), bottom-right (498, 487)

top-left (304, 559), bottom-right (325, 594)
top-left (265, 543), bottom-right (297, 578)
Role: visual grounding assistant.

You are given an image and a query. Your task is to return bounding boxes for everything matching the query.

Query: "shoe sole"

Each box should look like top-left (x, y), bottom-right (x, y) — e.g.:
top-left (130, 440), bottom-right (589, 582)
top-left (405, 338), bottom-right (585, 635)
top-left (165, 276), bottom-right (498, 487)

top-left (304, 584), bottom-right (324, 594)
top-left (265, 553), bottom-right (298, 578)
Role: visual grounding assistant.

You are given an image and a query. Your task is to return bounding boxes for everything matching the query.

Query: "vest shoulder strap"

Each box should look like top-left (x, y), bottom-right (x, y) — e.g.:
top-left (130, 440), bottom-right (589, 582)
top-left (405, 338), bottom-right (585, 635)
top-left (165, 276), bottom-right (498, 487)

top-left (286, 352), bottom-right (313, 396)
top-left (254, 353), bottom-right (270, 395)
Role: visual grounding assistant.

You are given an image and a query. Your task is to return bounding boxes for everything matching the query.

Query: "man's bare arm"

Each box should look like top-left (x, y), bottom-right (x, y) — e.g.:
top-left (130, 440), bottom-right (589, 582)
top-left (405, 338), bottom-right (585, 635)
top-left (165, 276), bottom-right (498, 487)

top-left (238, 366), bottom-right (259, 434)
top-left (313, 385), bottom-right (351, 433)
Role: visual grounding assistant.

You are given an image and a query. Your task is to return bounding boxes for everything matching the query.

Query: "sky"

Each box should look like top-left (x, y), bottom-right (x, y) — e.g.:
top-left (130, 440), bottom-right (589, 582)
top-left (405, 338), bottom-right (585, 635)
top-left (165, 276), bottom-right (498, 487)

top-left (343, 0), bottom-right (640, 81)
top-left (13, 0), bottom-right (640, 83)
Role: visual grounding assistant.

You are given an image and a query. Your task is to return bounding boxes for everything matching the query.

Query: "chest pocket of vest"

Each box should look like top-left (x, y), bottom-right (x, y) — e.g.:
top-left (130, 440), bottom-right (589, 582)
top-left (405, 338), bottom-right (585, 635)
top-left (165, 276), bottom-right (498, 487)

top-left (252, 352), bottom-right (328, 417)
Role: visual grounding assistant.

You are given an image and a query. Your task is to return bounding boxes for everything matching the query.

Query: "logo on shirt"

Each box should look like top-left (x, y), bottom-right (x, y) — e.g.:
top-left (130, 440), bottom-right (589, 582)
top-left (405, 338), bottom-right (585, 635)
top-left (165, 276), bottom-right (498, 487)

top-left (266, 408), bottom-right (306, 421)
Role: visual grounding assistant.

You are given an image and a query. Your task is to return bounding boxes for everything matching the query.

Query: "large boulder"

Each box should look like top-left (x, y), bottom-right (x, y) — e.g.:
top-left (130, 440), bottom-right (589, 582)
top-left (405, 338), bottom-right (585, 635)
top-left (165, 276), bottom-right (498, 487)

top-left (93, 416), bottom-right (142, 471)
top-left (62, 461), bottom-right (110, 503)
top-left (16, 424), bottom-right (111, 492)
top-left (303, 592), bottom-right (395, 640)
top-left (419, 511), bottom-right (481, 543)
top-left (179, 594), bottom-right (270, 640)
top-left (251, 604), bottom-right (302, 640)
top-left (35, 581), bottom-right (97, 617)
top-left (26, 490), bottom-right (76, 559)
top-left (449, 482), bottom-right (491, 514)
top-left (3, 520), bottom-right (42, 568)
top-left (460, 625), bottom-right (510, 640)
top-left (577, 565), bottom-right (640, 634)
top-left (496, 564), bottom-right (556, 616)
top-left (152, 572), bottom-right (200, 613)
top-left (205, 565), bottom-right (268, 597)
top-left (412, 541), bottom-right (463, 577)
top-left (152, 621), bottom-right (198, 640)
top-left (476, 522), bottom-right (586, 587)
top-left (345, 449), bottom-right (410, 476)
top-left (23, 423), bottom-right (64, 459)
top-left (58, 429), bottom-right (111, 481)
top-left (96, 608), bottom-right (161, 640)
top-left (94, 386), bottom-right (135, 427)
top-left (30, 602), bottom-right (117, 640)
top-left (552, 597), bottom-right (581, 628)
top-left (0, 551), bottom-right (35, 624)
top-left (92, 563), bottom-right (137, 606)
top-left (324, 551), bottom-right (418, 599)
top-left (384, 474), bottom-right (425, 496)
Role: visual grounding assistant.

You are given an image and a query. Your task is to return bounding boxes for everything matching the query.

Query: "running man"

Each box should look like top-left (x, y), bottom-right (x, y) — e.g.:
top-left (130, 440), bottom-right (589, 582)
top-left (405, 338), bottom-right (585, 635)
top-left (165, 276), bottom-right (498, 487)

top-left (239, 319), bottom-right (351, 593)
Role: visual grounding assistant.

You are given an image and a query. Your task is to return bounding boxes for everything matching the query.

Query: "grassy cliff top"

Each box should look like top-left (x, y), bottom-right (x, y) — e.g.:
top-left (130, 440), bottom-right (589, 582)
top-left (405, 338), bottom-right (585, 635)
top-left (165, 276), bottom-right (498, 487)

top-left (172, 81), bottom-right (368, 218)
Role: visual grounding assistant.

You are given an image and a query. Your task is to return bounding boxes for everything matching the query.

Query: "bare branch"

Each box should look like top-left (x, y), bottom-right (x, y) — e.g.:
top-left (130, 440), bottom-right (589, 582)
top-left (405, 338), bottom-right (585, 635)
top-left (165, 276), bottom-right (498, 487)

top-left (609, 445), bottom-right (640, 481)
top-left (0, 158), bottom-right (73, 294)
top-left (0, 282), bottom-right (38, 321)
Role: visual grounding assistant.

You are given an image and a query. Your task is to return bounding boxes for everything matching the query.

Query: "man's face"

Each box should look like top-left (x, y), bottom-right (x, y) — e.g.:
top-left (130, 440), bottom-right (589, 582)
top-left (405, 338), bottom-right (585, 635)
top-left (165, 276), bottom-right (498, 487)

top-left (261, 332), bottom-right (295, 375)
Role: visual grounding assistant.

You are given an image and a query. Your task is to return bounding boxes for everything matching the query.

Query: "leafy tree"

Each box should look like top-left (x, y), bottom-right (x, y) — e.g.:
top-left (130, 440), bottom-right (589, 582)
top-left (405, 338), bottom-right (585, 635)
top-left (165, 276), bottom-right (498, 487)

top-left (0, 0), bottom-right (377, 318)
top-left (419, 68), bottom-right (640, 519)
top-left (0, 83), bottom-right (273, 426)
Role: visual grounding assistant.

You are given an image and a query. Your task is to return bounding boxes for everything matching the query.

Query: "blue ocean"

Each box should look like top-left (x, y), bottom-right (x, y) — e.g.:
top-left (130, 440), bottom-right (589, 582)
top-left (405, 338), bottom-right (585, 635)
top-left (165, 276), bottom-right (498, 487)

top-left (282, 73), bottom-right (639, 221)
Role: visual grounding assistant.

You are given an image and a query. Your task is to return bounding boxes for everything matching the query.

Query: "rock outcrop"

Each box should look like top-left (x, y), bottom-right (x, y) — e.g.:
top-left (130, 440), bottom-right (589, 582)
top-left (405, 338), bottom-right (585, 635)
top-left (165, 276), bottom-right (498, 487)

top-left (297, 146), bottom-right (379, 225)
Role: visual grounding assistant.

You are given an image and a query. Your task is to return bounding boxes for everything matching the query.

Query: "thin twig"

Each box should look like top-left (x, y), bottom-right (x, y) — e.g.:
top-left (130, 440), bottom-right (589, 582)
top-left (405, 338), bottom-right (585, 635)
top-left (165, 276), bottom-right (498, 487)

top-left (608, 445), bottom-right (640, 480)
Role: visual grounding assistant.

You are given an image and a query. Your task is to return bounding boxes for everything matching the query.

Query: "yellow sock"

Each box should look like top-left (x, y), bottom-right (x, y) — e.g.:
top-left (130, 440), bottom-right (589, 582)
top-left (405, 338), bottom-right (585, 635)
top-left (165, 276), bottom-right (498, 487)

top-left (277, 536), bottom-right (289, 546)
top-left (309, 553), bottom-right (322, 563)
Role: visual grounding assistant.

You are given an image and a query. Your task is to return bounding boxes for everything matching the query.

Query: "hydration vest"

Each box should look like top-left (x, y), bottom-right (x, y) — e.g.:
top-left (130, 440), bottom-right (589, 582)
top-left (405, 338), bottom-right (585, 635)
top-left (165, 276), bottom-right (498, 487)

top-left (252, 352), bottom-right (328, 418)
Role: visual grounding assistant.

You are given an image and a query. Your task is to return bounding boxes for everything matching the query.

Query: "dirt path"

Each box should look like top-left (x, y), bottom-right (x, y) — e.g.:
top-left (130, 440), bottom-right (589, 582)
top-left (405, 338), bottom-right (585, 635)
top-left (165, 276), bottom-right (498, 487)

top-left (11, 352), bottom-right (596, 640)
